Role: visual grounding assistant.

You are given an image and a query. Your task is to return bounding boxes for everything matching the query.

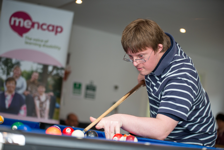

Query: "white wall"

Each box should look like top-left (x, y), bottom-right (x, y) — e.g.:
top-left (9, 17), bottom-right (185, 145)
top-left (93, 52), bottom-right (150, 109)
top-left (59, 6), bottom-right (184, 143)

top-left (60, 24), bottom-right (224, 123)
top-left (60, 25), bottom-right (148, 122)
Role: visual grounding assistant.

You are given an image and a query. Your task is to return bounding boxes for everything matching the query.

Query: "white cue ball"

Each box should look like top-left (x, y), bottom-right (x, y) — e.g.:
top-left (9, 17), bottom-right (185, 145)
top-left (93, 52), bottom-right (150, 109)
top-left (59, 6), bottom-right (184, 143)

top-left (71, 130), bottom-right (85, 138)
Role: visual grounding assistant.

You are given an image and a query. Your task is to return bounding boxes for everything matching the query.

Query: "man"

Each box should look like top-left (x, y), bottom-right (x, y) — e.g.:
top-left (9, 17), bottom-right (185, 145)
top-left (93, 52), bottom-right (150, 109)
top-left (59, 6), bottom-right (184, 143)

top-left (0, 77), bottom-right (26, 116)
top-left (65, 113), bottom-right (79, 127)
top-left (24, 72), bottom-right (39, 96)
top-left (24, 72), bottom-right (39, 117)
top-left (5, 65), bottom-right (27, 98)
top-left (90, 19), bottom-right (216, 147)
top-left (216, 113), bottom-right (224, 145)
top-left (24, 72), bottom-right (56, 119)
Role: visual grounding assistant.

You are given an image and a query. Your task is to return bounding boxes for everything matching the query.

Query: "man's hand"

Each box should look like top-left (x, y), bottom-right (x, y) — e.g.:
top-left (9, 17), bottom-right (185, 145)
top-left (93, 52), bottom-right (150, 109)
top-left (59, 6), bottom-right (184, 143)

top-left (48, 92), bottom-right (54, 96)
top-left (23, 91), bottom-right (29, 96)
top-left (138, 73), bottom-right (146, 86)
top-left (90, 114), bottom-right (123, 139)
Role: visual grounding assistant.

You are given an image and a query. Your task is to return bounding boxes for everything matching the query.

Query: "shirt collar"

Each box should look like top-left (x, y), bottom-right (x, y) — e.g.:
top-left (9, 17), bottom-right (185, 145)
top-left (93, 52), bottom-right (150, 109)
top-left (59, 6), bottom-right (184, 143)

top-left (5, 92), bottom-right (15, 97)
top-left (151, 33), bottom-right (177, 76)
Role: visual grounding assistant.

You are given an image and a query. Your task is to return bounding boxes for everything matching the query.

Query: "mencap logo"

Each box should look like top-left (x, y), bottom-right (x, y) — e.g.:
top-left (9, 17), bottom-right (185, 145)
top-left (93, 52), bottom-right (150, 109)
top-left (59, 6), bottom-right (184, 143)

top-left (9, 11), bottom-right (63, 37)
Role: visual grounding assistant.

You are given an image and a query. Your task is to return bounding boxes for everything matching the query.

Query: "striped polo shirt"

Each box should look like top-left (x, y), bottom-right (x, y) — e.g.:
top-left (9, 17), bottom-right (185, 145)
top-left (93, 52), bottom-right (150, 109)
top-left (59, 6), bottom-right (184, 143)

top-left (145, 33), bottom-right (217, 147)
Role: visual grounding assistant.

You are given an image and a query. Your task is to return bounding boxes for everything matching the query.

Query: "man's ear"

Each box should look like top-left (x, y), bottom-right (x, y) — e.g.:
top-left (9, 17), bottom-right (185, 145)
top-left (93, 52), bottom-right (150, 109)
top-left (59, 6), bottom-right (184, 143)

top-left (158, 44), bottom-right (163, 53)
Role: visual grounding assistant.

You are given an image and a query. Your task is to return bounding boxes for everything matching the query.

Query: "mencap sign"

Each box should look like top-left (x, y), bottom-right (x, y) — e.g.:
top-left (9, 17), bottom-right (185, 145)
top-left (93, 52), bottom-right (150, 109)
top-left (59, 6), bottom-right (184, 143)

top-left (10, 11), bottom-right (63, 37)
top-left (0, 0), bottom-right (74, 67)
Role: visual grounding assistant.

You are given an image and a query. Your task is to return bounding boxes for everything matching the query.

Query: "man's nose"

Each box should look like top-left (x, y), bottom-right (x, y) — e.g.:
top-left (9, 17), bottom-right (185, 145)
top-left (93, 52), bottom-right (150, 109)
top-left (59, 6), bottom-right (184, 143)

top-left (132, 60), bottom-right (139, 66)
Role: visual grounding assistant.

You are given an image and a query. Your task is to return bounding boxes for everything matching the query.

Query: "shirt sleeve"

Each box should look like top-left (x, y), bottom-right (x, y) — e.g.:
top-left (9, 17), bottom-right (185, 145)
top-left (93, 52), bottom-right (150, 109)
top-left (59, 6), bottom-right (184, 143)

top-left (16, 77), bottom-right (27, 94)
top-left (158, 112), bottom-right (182, 121)
top-left (4, 82), bottom-right (7, 91)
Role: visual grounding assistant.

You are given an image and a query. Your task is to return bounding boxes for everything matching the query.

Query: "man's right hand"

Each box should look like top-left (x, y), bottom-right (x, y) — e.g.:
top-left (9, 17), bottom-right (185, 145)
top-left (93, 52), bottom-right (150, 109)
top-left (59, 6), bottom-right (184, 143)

top-left (23, 91), bottom-right (29, 96)
top-left (138, 73), bottom-right (146, 86)
top-left (90, 115), bottom-right (123, 139)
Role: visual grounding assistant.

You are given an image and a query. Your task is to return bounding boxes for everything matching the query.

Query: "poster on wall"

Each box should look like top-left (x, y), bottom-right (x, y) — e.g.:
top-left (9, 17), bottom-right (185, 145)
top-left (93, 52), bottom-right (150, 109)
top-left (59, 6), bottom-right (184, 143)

top-left (0, 57), bottom-right (63, 123)
top-left (84, 81), bottom-right (96, 99)
top-left (0, 0), bottom-right (74, 123)
top-left (72, 81), bottom-right (97, 100)
top-left (73, 82), bottom-right (82, 95)
top-left (0, 0), bottom-right (74, 67)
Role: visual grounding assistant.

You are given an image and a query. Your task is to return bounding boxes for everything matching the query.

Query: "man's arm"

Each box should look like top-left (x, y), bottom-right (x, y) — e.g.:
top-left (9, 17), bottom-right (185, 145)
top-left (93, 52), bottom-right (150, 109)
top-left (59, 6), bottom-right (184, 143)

top-left (45, 97), bottom-right (50, 119)
top-left (23, 80), bottom-right (29, 95)
top-left (16, 77), bottom-right (27, 95)
top-left (34, 98), bottom-right (40, 118)
top-left (90, 113), bottom-right (178, 140)
top-left (138, 73), bottom-right (146, 86)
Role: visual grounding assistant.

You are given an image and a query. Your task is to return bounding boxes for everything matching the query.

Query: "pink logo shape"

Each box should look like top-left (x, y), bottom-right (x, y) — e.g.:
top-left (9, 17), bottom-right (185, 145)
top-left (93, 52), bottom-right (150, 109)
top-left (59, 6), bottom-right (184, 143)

top-left (9, 11), bottom-right (32, 37)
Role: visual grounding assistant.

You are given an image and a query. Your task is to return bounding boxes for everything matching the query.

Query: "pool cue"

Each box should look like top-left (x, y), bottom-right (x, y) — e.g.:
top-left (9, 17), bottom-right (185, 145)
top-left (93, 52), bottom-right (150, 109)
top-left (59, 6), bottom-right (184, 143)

top-left (84, 80), bottom-right (145, 132)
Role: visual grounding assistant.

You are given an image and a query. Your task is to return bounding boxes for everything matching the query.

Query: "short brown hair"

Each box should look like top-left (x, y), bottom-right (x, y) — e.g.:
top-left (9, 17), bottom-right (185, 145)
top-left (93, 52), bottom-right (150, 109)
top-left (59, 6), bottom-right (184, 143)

top-left (216, 113), bottom-right (224, 121)
top-left (38, 82), bottom-right (45, 88)
top-left (121, 19), bottom-right (171, 53)
top-left (5, 77), bottom-right (16, 85)
top-left (13, 65), bottom-right (21, 72)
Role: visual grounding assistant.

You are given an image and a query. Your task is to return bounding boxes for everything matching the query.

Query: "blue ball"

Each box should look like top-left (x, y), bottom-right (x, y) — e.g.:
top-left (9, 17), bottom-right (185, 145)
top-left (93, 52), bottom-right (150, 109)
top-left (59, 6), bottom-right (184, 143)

top-left (17, 124), bottom-right (31, 131)
top-left (85, 130), bottom-right (98, 137)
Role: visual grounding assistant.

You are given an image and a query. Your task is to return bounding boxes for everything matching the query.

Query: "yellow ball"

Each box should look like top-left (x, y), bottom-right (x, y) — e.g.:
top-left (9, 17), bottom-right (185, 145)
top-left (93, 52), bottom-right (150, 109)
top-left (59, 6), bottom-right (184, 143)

top-left (0, 115), bottom-right (4, 124)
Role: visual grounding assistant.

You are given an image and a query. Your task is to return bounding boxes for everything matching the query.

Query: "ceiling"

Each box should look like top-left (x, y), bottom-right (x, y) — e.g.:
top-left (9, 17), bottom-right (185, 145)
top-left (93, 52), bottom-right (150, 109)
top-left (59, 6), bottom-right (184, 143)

top-left (1, 0), bottom-right (224, 62)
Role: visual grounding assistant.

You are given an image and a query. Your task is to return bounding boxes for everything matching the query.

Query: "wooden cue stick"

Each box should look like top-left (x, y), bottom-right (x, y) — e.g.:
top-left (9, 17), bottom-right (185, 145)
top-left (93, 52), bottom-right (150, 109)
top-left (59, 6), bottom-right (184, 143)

top-left (84, 80), bottom-right (145, 132)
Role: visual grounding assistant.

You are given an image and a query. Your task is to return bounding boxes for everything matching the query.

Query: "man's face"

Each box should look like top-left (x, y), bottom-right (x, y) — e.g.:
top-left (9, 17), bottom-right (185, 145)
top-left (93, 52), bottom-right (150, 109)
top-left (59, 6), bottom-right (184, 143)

top-left (217, 120), bottom-right (224, 129)
top-left (13, 67), bottom-right (21, 78)
top-left (127, 46), bottom-right (163, 76)
top-left (31, 72), bottom-right (39, 81)
top-left (6, 81), bottom-right (16, 93)
top-left (37, 86), bottom-right (45, 95)
top-left (67, 115), bottom-right (79, 127)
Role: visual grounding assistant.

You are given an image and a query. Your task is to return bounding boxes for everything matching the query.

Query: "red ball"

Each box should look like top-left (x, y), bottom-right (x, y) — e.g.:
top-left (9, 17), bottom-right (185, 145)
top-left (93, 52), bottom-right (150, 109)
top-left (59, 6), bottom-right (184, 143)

top-left (62, 127), bottom-right (74, 136)
top-left (112, 133), bottom-right (125, 141)
top-left (46, 126), bottom-right (62, 135)
top-left (126, 135), bottom-right (138, 142)
top-left (122, 134), bottom-right (130, 139)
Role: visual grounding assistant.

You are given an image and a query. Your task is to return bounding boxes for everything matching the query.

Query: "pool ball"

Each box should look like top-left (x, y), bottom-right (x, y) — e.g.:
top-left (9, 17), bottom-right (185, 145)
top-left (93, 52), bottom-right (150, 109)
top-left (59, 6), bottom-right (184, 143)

top-left (0, 115), bottom-right (4, 124)
top-left (85, 130), bottom-right (98, 138)
top-left (53, 125), bottom-right (61, 131)
top-left (17, 124), bottom-right (31, 131)
top-left (112, 133), bottom-right (125, 141)
top-left (62, 127), bottom-right (74, 136)
top-left (11, 122), bottom-right (24, 130)
top-left (122, 134), bottom-right (130, 140)
top-left (71, 130), bottom-right (84, 138)
top-left (46, 126), bottom-right (62, 135)
top-left (126, 135), bottom-right (138, 142)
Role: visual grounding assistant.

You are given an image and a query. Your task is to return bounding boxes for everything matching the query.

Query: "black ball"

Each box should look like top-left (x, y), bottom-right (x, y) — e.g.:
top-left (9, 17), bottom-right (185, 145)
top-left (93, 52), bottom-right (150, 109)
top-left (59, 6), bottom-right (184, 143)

top-left (85, 130), bottom-right (98, 137)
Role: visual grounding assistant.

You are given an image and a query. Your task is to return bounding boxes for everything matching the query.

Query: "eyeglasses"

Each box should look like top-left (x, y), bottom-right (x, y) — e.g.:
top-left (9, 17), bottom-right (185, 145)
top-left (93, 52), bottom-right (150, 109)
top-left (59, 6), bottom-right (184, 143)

top-left (6, 82), bottom-right (16, 86)
top-left (123, 51), bottom-right (153, 64)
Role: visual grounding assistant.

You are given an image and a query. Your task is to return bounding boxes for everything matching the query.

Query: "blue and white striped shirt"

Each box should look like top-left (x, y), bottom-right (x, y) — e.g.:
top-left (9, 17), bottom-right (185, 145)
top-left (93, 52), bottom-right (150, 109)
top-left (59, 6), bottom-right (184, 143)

top-left (145, 33), bottom-right (217, 147)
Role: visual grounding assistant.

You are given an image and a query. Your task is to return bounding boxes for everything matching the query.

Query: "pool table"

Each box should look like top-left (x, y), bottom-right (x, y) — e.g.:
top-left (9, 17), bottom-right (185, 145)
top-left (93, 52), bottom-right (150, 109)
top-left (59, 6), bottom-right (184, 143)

top-left (0, 117), bottom-right (220, 150)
